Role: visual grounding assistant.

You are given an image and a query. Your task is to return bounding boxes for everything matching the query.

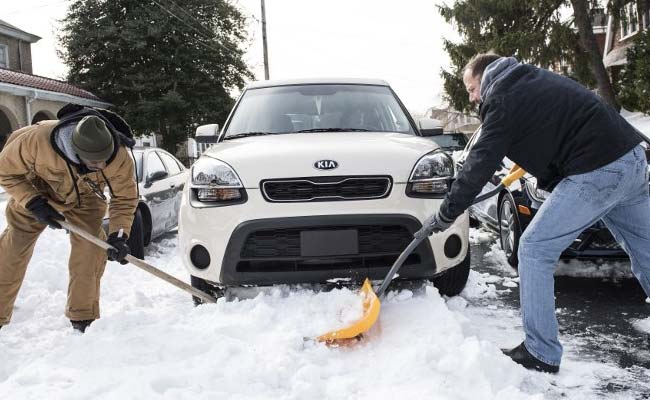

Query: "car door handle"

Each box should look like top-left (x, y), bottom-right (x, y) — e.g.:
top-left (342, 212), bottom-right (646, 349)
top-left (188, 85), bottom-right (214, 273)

top-left (170, 184), bottom-right (176, 189)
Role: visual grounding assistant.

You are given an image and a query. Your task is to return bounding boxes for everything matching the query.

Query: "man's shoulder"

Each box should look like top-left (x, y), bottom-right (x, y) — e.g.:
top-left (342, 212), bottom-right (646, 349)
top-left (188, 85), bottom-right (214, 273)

top-left (5, 120), bottom-right (58, 147)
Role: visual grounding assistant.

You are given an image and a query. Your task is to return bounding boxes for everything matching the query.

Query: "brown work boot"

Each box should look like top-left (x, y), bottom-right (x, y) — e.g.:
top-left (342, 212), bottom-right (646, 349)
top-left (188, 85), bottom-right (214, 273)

top-left (70, 319), bottom-right (94, 333)
top-left (502, 342), bottom-right (559, 373)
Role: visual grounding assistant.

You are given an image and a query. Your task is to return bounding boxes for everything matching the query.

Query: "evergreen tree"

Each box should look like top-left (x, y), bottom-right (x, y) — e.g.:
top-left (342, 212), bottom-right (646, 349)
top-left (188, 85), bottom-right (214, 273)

top-left (439, 0), bottom-right (617, 113)
top-left (59, 0), bottom-right (253, 154)
top-left (618, 30), bottom-right (650, 114)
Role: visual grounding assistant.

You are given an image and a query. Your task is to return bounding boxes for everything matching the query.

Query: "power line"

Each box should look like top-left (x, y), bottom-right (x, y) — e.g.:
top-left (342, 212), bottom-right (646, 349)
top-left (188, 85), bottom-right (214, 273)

top-left (149, 0), bottom-right (239, 55)
top-left (163, 0), bottom-right (216, 38)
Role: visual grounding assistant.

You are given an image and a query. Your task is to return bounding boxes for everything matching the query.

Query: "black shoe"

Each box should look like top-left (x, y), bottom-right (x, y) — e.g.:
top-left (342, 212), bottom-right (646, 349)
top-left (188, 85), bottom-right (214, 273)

top-left (502, 342), bottom-right (559, 373)
top-left (70, 319), bottom-right (94, 333)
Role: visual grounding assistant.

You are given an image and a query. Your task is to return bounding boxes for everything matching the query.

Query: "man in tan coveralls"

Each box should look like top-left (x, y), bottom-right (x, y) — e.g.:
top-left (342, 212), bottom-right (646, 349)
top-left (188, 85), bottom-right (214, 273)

top-left (0, 107), bottom-right (138, 333)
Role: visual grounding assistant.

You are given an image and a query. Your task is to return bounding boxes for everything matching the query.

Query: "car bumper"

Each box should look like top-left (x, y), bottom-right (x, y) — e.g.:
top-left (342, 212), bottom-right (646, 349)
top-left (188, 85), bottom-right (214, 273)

top-left (521, 207), bottom-right (628, 260)
top-left (179, 184), bottom-right (469, 285)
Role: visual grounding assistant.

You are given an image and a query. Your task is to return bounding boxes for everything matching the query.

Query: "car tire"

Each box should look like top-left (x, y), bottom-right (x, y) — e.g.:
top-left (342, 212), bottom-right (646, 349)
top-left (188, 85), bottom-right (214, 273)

top-left (432, 247), bottom-right (471, 297)
top-left (190, 275), bottom-right (223, 306)
top-left (498, 194), bottom-right (521, 268)
top-left (128, 209), bottom-right (145, 259)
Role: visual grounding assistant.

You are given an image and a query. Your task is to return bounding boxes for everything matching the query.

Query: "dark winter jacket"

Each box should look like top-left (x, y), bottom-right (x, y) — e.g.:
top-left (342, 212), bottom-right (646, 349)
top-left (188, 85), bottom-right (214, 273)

top-left (439, 60), bottom-right (642, 221)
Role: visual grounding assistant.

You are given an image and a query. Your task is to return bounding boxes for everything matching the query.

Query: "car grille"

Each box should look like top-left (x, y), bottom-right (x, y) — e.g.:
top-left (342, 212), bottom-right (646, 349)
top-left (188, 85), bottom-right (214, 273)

top-left (241, 225), bottom-right (412, 259)
top-left (261, 176), bottom-right (392, 202)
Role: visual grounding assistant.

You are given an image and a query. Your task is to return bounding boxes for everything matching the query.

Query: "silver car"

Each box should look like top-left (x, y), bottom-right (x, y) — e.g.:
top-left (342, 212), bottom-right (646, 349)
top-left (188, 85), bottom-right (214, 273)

top-left (104, 147), bottom-right (188, 258)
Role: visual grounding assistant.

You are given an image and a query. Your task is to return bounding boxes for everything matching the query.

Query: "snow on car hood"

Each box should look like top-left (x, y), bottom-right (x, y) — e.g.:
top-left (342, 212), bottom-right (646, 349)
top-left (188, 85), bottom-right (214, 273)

top-left (201, 131), bottom-right (440, 187)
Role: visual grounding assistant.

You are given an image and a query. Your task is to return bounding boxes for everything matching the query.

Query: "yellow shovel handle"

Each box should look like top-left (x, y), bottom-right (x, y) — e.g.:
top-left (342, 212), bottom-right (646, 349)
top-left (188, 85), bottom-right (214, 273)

top-left (501, 164), bottom-right (526, 187)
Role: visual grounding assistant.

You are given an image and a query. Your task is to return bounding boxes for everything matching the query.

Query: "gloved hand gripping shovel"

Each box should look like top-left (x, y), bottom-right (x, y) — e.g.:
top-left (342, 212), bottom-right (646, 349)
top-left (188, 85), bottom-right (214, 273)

top-left (316, 164), bottom-right (526, 344)
top-left (58, 220), bottom-right (218, 304)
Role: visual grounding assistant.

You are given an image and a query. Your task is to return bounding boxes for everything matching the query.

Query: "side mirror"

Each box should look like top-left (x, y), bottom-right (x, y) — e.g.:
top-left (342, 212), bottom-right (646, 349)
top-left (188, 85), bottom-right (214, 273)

top-left (417, 118), bottom-right (443, 137)
top-left (195, 124), bottom-right (220, 137)
top-left (145, 170), bottom-right (168, 187)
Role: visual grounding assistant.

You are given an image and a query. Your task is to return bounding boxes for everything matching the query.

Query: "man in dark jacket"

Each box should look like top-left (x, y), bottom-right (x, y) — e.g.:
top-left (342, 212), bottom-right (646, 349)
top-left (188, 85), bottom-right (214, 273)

top-left (421, 54), bottom-right (650, 373)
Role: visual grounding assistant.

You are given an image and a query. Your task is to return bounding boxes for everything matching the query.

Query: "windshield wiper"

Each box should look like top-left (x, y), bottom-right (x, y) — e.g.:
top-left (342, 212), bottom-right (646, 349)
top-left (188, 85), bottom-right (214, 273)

top-left (224, 131), bottom-right (291, 140)
top-left (296, 128), bottom-right (370, 133)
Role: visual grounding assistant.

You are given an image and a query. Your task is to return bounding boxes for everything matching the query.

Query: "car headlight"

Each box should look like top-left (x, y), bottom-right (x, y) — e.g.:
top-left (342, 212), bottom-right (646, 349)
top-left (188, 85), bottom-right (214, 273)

top-left (191, 157), bottom-right (245, 203)
top-left (407, 151), bottom-right (454, 197)
top-left (524, 178), bottom-right (550, 203)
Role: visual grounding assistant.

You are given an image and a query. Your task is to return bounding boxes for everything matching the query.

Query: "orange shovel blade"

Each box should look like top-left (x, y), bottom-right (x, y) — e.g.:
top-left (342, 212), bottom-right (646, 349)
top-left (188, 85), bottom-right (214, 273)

top-left (317, 278), bottom-right (381, 343)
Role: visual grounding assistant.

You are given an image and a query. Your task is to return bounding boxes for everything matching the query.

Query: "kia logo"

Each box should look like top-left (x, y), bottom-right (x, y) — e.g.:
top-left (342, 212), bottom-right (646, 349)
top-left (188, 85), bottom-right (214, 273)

top-left (314, 160), bottom-right (338, 170)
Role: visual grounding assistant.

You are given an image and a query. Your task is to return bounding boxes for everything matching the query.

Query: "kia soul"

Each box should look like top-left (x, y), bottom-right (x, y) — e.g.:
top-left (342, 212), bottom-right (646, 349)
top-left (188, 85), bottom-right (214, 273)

top-left (178, 78), bottom-right (471, 300)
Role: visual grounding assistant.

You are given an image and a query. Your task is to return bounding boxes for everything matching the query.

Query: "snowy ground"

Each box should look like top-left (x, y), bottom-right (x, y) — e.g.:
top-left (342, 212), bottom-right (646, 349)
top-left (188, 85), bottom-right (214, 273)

top-left (1, 200), bottom-right (649, 399)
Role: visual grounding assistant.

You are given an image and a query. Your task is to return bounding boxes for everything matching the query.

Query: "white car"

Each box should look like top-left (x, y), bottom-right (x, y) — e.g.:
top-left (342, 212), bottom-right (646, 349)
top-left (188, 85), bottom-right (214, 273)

top-left (179, 78), bottom-right (470, 301)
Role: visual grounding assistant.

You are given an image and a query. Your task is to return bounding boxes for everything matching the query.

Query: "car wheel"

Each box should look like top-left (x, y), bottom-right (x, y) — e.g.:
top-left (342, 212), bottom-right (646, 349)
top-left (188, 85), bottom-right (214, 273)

top-left (432, 247), bottom-right (470, 297)
top-left (190, 275), bottom-right (223, 306)
top-left (128, 209), bottom-right (145, 259)
top-left (498, 194), bottom-right (521, 268)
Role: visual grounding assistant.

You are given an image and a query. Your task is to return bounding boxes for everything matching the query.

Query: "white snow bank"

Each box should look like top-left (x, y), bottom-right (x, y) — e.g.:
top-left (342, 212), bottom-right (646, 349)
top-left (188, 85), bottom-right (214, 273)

top-left (633, 317), bottom-right (650, 334)
top-left (622, 109), bottom-right (650, 137)
top-left (0, 201), bottom-right (544, 400)
top-left (469, 227), bottom-right (494, 245)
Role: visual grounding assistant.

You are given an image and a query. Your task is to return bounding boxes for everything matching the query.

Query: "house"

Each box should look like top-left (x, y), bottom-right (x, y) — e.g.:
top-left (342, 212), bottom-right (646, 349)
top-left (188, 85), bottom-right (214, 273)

top-left (0, 19), bottom-right (110, 151)
top-left (422, 107), bottom-right (480, 135)
top-left (549, 7), bottom-right (609, 76)
top-left (602, 1), bottom-right (650, 81)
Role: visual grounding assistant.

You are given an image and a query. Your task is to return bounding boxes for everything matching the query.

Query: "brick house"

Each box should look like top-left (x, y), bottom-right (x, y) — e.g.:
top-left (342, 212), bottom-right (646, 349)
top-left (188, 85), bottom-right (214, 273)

top-left (0, 19), bottom-right (110, 151)
top-left (602, 1), bottom-right (650, 81)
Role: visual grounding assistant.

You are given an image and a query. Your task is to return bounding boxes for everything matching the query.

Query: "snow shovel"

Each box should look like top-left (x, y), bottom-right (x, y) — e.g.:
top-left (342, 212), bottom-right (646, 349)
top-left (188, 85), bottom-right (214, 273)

top-left (317, 164), bottom-right (527, 344)
top-left (59, 220), bottom-right (218, 304)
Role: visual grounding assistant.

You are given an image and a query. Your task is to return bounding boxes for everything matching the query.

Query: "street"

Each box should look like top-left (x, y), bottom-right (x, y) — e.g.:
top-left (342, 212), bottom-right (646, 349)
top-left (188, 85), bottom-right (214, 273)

top-left (467, 229), bottom-right (650, 398)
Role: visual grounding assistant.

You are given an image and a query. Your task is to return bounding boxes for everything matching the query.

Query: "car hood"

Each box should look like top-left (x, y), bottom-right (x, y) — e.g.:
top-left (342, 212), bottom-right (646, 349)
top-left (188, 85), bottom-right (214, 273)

top-left (201, 132), bottom-right (440, 187)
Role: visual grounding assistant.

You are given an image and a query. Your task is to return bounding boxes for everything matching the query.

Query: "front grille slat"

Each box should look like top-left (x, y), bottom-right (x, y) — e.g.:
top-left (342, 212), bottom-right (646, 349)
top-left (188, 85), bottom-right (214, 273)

top-left (240, 225), bottom-right (412, 259)
top-left (262, 176), bottom-right (391, 202)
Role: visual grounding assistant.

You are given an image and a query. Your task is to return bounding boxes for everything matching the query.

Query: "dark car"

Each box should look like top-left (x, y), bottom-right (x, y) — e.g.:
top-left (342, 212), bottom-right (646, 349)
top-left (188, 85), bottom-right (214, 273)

top-left (104, 147), bottom-right (188, 258)
top-left (457, 127), bottom-right (644, 267)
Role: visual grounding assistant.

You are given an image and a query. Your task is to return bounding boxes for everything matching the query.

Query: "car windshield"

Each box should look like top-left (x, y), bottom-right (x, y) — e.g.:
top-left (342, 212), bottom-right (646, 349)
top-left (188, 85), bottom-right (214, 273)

top-left (223, 84), bottom-right (415, 139)
top-left (430, 134), bottom-right (468, 150)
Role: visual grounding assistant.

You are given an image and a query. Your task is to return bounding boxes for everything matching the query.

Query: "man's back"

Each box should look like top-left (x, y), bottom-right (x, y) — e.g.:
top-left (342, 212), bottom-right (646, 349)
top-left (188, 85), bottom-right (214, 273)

top-left (490, 64), bottom-right (640, 189)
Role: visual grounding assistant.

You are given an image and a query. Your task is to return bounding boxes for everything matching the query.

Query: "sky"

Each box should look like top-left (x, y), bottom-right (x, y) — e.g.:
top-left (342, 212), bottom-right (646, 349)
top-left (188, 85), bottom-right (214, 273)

top-left (3, 0), bottom-right (459, 114)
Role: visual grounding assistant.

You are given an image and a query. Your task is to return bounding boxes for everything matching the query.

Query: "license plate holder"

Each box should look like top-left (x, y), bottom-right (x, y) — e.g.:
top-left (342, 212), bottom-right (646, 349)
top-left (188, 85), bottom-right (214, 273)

top-left (300, 229), bottom-right (359, 257)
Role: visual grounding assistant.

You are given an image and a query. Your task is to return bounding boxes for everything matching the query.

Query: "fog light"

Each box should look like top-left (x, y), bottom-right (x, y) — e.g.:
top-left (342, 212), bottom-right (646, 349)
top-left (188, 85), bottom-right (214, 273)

top-left (412, 180), bottom-right (448, 194)
top-left (190, 245), bottom-right (211, 269)
top-left (197, 188), bottom-right (241, 201)
top-left (444, 234), bottom-right (462, 259)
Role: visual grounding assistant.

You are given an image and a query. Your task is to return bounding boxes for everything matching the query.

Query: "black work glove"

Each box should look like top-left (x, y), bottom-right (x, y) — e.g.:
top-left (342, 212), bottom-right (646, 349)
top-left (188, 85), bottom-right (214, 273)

top-left (107, 231), bottom-right (130, 265)
top-left (25, 196), bottom-right (64, 229)
top-left (414, 212), bottom-right (455, 239)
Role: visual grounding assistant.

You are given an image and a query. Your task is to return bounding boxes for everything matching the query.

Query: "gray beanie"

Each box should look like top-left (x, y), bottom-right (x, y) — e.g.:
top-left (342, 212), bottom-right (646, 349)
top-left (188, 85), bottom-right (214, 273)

top-left (72, 116), bottom-right (114, 162)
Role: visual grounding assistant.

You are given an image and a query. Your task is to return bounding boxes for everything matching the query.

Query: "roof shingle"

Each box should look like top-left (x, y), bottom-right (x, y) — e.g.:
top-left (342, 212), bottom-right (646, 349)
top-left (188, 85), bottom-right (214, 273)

top-left (0, 68), bottom-right (103, 101)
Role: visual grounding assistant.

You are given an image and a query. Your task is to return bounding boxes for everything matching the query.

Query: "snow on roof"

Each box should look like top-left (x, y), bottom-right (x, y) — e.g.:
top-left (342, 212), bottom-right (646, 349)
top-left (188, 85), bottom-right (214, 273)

top-left (247, 77), bottom-right (390, 89)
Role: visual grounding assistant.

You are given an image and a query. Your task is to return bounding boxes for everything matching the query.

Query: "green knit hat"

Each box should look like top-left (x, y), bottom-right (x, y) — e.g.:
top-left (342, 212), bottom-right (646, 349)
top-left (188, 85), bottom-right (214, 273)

top-left (72, 116), bottom-right (114, 162)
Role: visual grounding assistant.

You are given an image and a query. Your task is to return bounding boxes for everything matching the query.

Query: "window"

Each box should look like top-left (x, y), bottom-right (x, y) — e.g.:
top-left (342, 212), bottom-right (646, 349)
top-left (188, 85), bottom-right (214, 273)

top-left (157, 151), bottom-right (181, 175)
top-left (643, 3), bottom-right (650, 30)
top-left (146, 152), bottom-right (166, 181)
top-left (224, 84), bottom-right (416, 138)
top-left (621, 1), bottom-right (640, 39)
top-left (0, 45), bottom-right (8, 69)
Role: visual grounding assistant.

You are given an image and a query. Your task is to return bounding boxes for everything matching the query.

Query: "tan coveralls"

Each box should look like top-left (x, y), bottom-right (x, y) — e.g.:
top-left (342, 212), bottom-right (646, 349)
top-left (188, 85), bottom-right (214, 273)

top-left (0, 120), bottom-right (138, 324)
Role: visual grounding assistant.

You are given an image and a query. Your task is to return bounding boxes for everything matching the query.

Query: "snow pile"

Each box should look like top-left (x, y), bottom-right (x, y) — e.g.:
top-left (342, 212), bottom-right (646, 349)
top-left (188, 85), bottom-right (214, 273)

top-left (469, 227), bottom-right (494, 245)
top-left (0, 201), bottom-right (546, 400)
top-left (633, 317), bottom-right (650, 334)
top-left (622, 109), bottom-right (650, 137)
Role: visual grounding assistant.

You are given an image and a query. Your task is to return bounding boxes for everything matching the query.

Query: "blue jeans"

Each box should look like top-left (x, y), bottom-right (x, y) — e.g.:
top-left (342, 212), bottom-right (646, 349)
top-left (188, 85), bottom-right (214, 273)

top-left (518, 145), bottom-right (650, 366)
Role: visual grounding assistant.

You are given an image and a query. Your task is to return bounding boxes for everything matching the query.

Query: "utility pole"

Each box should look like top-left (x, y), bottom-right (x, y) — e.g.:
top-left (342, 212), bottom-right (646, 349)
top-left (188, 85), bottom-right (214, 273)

top-left (261, 0), bottom-right (270, 80)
